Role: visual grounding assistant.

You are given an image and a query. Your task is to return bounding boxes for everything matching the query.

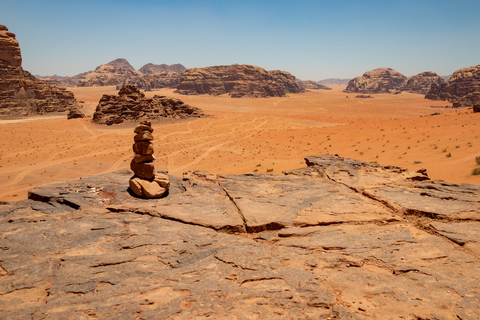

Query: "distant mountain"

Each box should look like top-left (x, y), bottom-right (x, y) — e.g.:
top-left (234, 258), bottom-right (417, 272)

top-left (317, 78), bottom-right (351, 85)
top-left (37, 59), bottom-right (187, 88)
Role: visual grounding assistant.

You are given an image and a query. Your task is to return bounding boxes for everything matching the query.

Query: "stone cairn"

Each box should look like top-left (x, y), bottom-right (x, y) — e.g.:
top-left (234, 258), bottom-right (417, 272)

top-left (129, 121), bottom-right (170, 198)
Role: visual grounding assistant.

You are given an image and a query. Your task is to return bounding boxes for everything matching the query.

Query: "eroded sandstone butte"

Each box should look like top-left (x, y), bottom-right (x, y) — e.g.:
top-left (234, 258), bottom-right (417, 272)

top-left (175, 64), bottom-right (303, 98)
top-left (1, 154), bottom-right (479, 319)
top-left (92, 85), bottom-right (204, 125)
top-left (426, 64), bottom-right (480, 110)
top-left (344, 67), bottom-right (407, 94)
top-left (403, 71), bottom-right (445, 95)
top-left (0, 25), bottom-right (77, 115)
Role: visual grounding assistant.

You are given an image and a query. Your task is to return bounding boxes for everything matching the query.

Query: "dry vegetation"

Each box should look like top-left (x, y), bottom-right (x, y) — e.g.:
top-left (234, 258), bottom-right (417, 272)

top-left (1, 85), bottom-right (479, 201)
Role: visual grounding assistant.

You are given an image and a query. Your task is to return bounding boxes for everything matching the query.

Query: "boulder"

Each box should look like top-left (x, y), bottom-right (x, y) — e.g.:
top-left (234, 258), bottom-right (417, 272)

top-left (92, 85), bottom-right (204, 125)
top-left (403, 71), bottom-right (445, 94)
top-left (175, 64), bottom-right (304, 98)
top-left (344, 67), bottom-right (407, 94)
top-left (0, 24), bottom-right (78, 115)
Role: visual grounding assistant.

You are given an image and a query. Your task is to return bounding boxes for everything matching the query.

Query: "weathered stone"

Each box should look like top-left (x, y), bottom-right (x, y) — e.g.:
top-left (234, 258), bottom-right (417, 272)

top-left (404, 71), bottom-right (445, 95)
top-left (92, 85), bottom-right (204, 125)
top-left (133, 130), bottom-right (154, 142)
top-left (344, 67), bottom-right (407, 94)
top-left (132, 141), bottom-right (154, 154)
top-left (2, 155), bottom-right (478, 319)
top-left (0, 24), bottom-right (78, 115)
top-left (134, 123), bottom-right (153, 133)
top-left (175, 64), bottom-right (303, 98)
top-left (130, 159), bottom-right (155, 179)
top-left (66, 106), bottom-right (86, 119)
top-left (133, 154), bottom-right (155, 163)
top-left (129, 176), bottom-right (168, 198)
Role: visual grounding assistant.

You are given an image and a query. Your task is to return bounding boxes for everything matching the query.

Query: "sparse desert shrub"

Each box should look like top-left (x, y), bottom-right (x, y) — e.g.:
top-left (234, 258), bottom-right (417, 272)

top-left (472, 168), bottom-right (480, 175)
top-left (414, 161), bottom-right (422, 164)
top-left (446, 152), bottom-right (452, 158)
top-left (476, 156), bottom-right (480, 165)
top-left (267, 168), bottom-right (273, 173)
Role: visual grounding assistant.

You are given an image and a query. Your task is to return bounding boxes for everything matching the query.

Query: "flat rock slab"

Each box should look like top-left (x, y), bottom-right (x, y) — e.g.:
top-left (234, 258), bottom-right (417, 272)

top-left (1, 154), bottom-right (480, 319)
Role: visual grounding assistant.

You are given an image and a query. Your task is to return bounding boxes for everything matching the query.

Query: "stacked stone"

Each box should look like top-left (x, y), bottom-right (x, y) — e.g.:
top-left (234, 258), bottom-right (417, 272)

top-left (129, 121), bottom-right (170, 198)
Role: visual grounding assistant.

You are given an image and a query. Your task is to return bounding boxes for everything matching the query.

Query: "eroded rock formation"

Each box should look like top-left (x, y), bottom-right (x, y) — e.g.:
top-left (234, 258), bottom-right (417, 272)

top-left (1, 154), bottom-right (479, 319)
top-left (296, 79), bottom-right (332, 90)
top-left (92, 85), bottom-right (204, 125)
top-left (403, 71), bottom-right (445, 94)
top-left (0, 24), bottom-right (78, 115)
top-left (425, 64), bottom-right (480, 109)
top-left (139, 63), bottom-right (186, 74)
top-left (344, 67), bottom-right (407, 93)
top-left (119, 71), bottom-right (183, 90)
top-left (129, 121), bottom-right (170, 198)
top-left (77, 58), bottom-right (142, 87)
top-left (175, 64), bottom-right (304, 98)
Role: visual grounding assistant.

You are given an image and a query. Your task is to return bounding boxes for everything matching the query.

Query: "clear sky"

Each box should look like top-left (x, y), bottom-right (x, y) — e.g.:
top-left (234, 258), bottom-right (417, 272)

top-left (2, 0), bottom-right (479, 80)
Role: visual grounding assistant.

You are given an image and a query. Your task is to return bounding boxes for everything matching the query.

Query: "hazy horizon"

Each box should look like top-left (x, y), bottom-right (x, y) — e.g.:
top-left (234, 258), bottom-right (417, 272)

top-left (2, 0), bottom-right (479, 80)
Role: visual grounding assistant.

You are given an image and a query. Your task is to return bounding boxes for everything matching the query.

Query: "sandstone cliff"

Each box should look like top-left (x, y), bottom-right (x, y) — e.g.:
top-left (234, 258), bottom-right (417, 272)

top-left (425, 64), bottom-right (480, 110)
top-left (139, 63), bottom-right (186, 74)
top-left (77, 58), bottom-right (142, 87)
top-left (175, 64), bottom-right (304, 98)
top-left (0, 25), bottom-right (78, 115)
top-left (1, 154), bottom-right (479, 319)
top-left (92, 85), bottom-right (204, 125)
top-left (344, 68), bottom-right (407, 93)
top-left (403, 71), bottom-right (445, 94)
top-left (119, 71), bottom-right (183, 90)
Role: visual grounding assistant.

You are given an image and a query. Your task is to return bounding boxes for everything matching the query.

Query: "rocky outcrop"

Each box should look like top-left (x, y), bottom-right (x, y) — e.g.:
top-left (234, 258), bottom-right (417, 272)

top-left (1, 154), bottom-right (479, 319)
top-left (0, 24), bottom-right (78, 115)
top-left (344, 68), bottom-right (407, 93)
top-left (119, 71), bottom-right (183, 90)
top-left (425, 65), bottom-right (480, 109)
top-left (139, 63), bottom-right (186, 74)
top-left (175, 64), bottom-right (304, 98)
top-left (403, 71), bottom-right (445, 94)
top-left (77, 58), bottom-right (142, 87)
top-left (92, 85), bottom-right (204, 125)
top-left (317, 78), bottom-right (351, 85)
top-left (296, 79), bottom-right (332, 90)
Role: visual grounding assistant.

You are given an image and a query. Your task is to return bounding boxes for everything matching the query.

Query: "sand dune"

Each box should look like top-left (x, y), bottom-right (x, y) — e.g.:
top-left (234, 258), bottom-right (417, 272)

top-left (1, 86), bottom-right (479, 201)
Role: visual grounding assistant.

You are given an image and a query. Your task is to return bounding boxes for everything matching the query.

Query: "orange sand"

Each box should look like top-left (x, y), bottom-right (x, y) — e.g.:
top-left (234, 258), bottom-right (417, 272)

top-left (1, 85), bottom-right (479, 201)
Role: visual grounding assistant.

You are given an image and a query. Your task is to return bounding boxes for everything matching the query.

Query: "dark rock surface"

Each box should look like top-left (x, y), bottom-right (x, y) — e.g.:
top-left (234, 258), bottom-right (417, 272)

top-left (1, 154), bottom-right (479, 319)
top-left (403, 71), bottom-right (445, 95)
top-left (344, 68), bottom-right (407, 94)
top-left (425, 64), bottom-right (480, 108)
top-left (92, 85), bottom-right (204, 125)
top-left (0, 24), bottom-right (78, 115)
top-left (175, 64), bottom-right (303, 98)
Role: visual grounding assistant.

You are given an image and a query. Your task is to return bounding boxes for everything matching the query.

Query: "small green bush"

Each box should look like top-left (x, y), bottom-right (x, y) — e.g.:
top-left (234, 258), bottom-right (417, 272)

top-left (472, 168), bottom-right (480, 176)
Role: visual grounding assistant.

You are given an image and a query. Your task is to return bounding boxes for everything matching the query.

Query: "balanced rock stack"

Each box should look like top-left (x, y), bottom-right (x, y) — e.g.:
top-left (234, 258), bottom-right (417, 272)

top-left (129, 121), bottom-right (170, 198)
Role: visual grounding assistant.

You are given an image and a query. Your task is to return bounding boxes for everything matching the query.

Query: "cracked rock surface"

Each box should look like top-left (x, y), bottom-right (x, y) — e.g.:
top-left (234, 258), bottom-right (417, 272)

top-left (1, 154), bottom-right (479, 319)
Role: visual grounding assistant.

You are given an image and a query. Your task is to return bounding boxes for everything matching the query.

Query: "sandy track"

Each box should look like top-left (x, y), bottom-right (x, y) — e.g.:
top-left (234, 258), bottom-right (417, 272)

top-left (1, 87), bottom-right (479, 201)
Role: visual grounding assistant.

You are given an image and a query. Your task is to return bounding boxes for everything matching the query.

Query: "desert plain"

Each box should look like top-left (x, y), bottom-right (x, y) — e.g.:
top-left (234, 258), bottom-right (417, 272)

top-left (1, 85), bottom-right (479, 201)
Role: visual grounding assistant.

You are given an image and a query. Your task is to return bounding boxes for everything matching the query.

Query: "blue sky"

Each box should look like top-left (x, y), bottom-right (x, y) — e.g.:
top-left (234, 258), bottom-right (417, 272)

top-left (2, 0), bottom-right (479, 80)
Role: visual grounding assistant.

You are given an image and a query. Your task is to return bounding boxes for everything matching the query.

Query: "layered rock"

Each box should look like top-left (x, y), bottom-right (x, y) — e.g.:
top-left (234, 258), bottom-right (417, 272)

top-left (296, 79), bottom-right (332, 90)
top-left (92, 85), bottom-right (204, 125)
top-left (0, 24), bottom-right (78, 115)
top-left (403, 71), bottom-right (445, 94)
top-left (139, 63), bottom-right (186, 74)
top-left (344, 67), bottom-right (408, 93)
top-left (119, 71), bottom-right (182, 90)
top-left (175, 64), bottom-right (304, 98)
top-left (425, 64), bottom-right (480, 109)
top-left (77, 58), bottom-right (142, 87)
top-left (2, 154), bottom-right (479, 319)
top-left (129, 121), bottom-right (170, 198)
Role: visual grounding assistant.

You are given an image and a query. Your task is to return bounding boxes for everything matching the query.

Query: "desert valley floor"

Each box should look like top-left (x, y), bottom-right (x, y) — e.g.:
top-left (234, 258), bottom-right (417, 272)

top-left (1, 85), bottom-right (479, 201)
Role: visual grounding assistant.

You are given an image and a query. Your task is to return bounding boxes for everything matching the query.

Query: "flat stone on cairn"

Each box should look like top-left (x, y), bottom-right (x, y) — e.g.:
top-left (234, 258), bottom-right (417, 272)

top-left (129, 121), bottom-right (170, 198)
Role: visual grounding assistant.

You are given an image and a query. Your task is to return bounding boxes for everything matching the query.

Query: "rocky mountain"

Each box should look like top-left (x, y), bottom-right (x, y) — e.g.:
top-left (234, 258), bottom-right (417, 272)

top-left (0, 24), bottom-right (77, 115)
top-left (344, 68), bottom-right (408, 94)
top-left (297, 79), bottom-right (332, 90)
top-left (425, 64), bottom-right (480, 110)
top-left (139, 63), bottom-right (186, 74)
top-left (175, 64), bottom-right (303, 98)
top-left (1, 154), bottom-right (479, 319)
top-left (92, 85), bottom-right (204, 125)
top-left (403, 71), bottom-right (445, 95)
top-left (317, 78), bottom-right (351, 85)
top-left (39, 60), bottom-right (187, 89)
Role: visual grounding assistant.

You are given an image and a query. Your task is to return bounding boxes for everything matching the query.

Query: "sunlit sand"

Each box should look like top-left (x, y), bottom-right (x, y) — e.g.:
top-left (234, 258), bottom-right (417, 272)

top-left (1, 85), bottom-right (479, 201)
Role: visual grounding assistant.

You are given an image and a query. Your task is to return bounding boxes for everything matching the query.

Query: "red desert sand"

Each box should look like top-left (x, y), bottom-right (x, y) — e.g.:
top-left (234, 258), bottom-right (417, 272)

top-left (1, 85), bottom-right (479, 201)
